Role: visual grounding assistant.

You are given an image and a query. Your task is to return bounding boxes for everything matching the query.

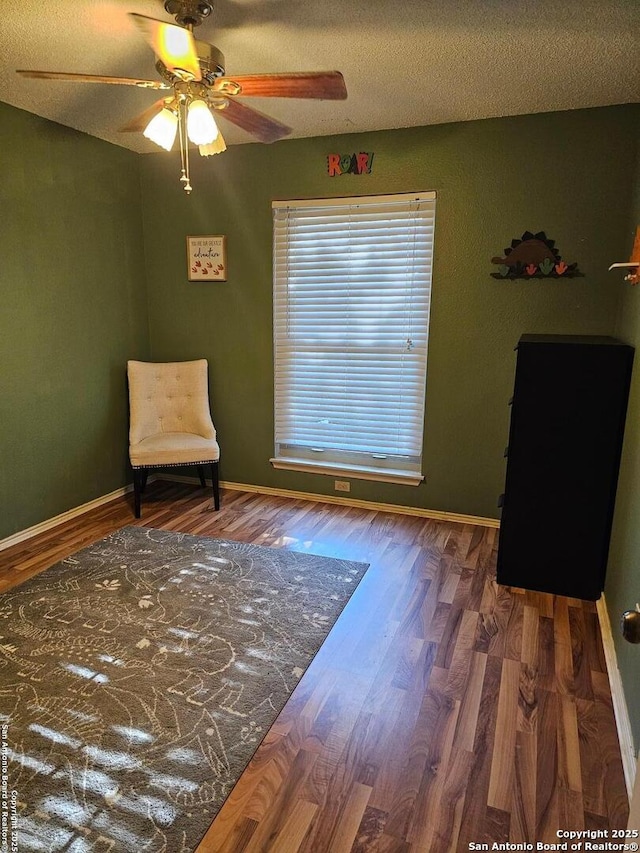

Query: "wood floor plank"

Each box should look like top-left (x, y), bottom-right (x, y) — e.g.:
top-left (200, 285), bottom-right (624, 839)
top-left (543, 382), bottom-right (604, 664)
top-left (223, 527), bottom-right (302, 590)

top-left (521, 604), bottom-right (539, 667)
top-left (584, 611), bottom-right (607, 674)
top-left (483, 806), bottom-right (510, 845)
top-left (517, 661), bottom-right (539, 734)
top-left (559, 788), bottom-right (585, 835)
top-left (474, 578), bottom-right (517, 658)
top-left (465, 541), bottom-right (492, 612)
top-left (377, 834), bottom-right (410, 853)
top-left (462, 524), bottom-right (487, 570)
top-left (429, 746), bottom-right (472, 851)
top-left (453, 650), bottom-right (487, 752)
top-left (352, 805), bottom-right (387, 852)
top-left (554, 597), bottom-right (574, 695)
top-left (585, 810), bottom-right (611, 832)
top-left (538, 614), bottom-right (557, 693)
top-left (487, 656), bottom-right (520, 810)
top-left (592, 670), bottom-right (630, 829)
top-left (576, 697), bottom-right (607, 816)
top-left (367, 642), bottom-right (437, 813)
top-left (511, 730), bottom-right (537, 843)
top-left (536, 689), bottom-right (561, 842)
top-left (327, 782), bottom-right (372, 852)
top-left (436, 553), bottom-right (461, 605)
top-left (269, 799), bottom-right (317, 852)
top-left (558, 695), bottom-right (582, 793)
top-left (434, 602), bottom-right (463, 670)
top-left (382, 684), bottom-right (450, 840)
top-left (0, 482), bottom-right (630, 852)
top-left (405, 688), bottom-right (461, 849)
top-left (243, 748), bottom-right (319, 852)
top-left (444, 608), bottom-right (479, 699)
top-left (423, 600), bottom-right (450, 645)
top-left (568, 606), bottom-right (594, 701)
top-left (204, 816), bottom-right (258, 853)
top-left (456, 655), bottom-right (503, 850)
top-left (505, 593), bottom-right (525, 661)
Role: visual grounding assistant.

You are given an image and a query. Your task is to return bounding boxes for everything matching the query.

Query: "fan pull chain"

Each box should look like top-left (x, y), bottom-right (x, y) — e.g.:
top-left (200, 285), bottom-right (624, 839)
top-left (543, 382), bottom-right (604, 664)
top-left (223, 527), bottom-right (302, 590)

top-left (178, 98), bottom-right (192, 194)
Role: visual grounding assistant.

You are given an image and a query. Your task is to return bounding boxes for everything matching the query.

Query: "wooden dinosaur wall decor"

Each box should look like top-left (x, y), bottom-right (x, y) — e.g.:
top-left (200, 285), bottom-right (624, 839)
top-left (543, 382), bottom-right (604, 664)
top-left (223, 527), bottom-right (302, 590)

top-left (491, 231), bottom-right (582, 279)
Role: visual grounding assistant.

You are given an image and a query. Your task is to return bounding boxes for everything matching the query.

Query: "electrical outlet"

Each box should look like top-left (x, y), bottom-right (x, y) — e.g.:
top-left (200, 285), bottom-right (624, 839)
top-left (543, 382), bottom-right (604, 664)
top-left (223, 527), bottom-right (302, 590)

top-left (334, 480), bottom-right (351, 492)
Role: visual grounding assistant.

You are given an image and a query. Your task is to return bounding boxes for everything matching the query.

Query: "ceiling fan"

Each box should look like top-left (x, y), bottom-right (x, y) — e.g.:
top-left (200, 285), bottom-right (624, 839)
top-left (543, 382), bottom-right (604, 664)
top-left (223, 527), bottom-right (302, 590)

top-left (17, 0), bottom-right (347, 192)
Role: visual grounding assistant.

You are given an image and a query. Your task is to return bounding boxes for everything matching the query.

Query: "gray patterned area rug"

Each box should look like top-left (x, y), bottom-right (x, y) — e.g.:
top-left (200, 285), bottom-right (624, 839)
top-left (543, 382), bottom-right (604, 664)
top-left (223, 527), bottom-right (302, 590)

top-left (0, 526), bottom-right (368, 852)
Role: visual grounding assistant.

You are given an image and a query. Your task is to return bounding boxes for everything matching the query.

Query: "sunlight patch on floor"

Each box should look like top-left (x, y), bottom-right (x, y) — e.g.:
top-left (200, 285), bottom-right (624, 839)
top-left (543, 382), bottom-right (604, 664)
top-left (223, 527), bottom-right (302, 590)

top-left (7, 748), bottom-right (55, 776)
top-left (165, 746), bottom-right (201, 763)
top-left (111, 725), bottom-right (155, 744)
top-left (82, 745), bottom-right (141, 771)
top-left (61, 663), bottom-right (109, 685)
top-left (28, 724), bottom-right (81, 750)
top-left (148, 771), bottom-right (199, 793)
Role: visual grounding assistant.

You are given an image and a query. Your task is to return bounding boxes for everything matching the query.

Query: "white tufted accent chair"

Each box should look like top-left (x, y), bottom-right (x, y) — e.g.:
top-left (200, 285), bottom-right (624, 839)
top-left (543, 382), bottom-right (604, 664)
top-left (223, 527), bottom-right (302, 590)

top-left (127, 359), bottom-right (220, 517)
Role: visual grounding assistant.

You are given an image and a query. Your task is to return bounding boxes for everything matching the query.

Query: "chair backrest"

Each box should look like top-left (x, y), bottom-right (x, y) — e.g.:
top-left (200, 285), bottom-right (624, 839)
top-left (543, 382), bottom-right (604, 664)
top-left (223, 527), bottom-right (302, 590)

top-left (127, 359), bottom-right (216, 444)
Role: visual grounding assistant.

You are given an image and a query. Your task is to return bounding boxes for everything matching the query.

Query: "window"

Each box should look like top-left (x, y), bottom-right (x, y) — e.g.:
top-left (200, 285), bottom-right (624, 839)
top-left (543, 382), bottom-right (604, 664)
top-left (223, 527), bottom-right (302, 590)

top-left (271, 191), bottom-right (436, 486)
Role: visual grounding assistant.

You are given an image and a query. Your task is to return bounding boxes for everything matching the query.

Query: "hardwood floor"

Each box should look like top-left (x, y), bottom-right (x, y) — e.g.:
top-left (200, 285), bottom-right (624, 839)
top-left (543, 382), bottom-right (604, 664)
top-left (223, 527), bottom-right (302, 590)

top-left (0, 481), bottom-right (630, 851)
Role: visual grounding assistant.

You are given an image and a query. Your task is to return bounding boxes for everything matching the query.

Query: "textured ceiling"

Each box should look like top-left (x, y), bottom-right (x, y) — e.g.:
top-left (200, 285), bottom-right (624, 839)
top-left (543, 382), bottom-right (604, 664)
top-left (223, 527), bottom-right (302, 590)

top-left (0, 0), bottom-right (638, 154)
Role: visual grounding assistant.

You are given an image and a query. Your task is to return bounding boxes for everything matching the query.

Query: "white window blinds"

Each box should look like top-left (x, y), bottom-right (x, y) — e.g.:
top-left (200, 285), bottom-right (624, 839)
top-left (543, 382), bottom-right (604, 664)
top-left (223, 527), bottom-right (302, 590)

top-left (272, 191), bottom-right (436, 485)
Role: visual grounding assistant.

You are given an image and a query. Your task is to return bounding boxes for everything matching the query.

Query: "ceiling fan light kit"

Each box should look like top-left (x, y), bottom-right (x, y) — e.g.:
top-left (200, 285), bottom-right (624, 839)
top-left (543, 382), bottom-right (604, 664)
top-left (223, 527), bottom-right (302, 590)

top-left (199, 134), bottom-right (227, 157)
top-left (143, 106), bottom-right (178, 150)
top-left (186, 98), bottom-right (219, 145)
top-left (16, 0), bottom-right (347, 194)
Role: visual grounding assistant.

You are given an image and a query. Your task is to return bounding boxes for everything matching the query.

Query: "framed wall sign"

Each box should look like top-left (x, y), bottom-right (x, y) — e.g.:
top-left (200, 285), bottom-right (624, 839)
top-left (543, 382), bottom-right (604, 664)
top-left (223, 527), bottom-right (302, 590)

top-left (187, 235), bottom-right (227, 281)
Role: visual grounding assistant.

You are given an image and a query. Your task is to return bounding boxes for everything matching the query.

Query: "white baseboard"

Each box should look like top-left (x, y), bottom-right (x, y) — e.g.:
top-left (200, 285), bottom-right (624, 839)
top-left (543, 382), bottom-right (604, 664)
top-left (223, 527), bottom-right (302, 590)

top-left (0, 484), bottom-right (133, 553)
top-left (596, 595), bottom-right (637, 799)
top-left (0, 475), bottom-right (499, 556)
top-left (160, 473), bottom-right (501, 528)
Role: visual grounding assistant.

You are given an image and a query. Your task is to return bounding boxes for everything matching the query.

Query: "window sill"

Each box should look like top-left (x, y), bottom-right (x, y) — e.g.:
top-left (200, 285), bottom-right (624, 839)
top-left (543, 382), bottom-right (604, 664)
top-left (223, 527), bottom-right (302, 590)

top-left (270, 457), bottom-right (424, 486)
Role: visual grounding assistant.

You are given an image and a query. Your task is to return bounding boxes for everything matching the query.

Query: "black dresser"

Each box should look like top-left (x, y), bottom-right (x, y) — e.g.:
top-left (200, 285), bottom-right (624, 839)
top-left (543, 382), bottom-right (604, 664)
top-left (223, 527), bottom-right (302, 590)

top-left (496, 334), bottom-right (634, 600)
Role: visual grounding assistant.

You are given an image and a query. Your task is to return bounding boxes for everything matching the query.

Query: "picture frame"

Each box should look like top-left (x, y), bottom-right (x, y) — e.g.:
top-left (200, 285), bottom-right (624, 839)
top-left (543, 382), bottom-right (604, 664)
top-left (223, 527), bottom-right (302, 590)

top-left (187, 235), bottom-right (227, 281)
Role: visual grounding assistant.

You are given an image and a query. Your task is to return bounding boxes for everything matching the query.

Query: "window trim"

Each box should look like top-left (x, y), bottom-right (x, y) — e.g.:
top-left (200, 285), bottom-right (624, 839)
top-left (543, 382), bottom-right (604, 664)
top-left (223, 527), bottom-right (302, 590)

top-left (270, 456), bottom-right (425, 486)
top-left (271, 190), bottom-right (436, 485)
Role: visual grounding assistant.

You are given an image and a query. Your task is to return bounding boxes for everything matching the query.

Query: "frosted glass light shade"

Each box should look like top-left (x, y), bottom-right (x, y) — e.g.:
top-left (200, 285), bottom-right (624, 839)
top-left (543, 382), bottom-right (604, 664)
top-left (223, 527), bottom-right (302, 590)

top-left (187, 99), bottom-right (218, 145)
top-left (143, 108), bottom-right (178, 151)
top-left (199, 131), bottom-right (227, 156)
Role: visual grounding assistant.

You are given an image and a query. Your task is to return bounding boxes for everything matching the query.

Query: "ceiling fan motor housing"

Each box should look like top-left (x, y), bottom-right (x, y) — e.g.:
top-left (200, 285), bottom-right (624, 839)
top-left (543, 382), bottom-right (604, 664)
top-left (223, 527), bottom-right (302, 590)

top-left (164, 0), bottom-right (214, 28)
top-left (155, 39), bottom-right (225, 85)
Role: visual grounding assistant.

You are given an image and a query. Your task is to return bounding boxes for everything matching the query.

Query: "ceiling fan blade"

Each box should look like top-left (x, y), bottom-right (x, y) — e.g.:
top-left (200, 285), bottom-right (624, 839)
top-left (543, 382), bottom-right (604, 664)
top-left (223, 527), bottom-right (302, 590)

top-left (119, 98), bottom-right (174, 133)
top-left (129, 13), bottom-right (201, 82)
top-left (214, 71), bottom-right (347, 100)
top-left (17, 69), bottom-right (170, 89)
top-left (216, 99), bottom-right (292, 143)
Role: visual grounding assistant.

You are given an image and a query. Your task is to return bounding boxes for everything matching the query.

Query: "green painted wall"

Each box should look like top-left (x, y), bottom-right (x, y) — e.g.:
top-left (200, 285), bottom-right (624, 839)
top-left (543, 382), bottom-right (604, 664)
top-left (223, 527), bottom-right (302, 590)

top-left (607, 121), bottom-right (640, 751)
top-left (140, 105), bottom-right (637, 519)
top-left (2, 97), bottom-right (638, 746)
top-left (0, 103), bottom-right (150, 540)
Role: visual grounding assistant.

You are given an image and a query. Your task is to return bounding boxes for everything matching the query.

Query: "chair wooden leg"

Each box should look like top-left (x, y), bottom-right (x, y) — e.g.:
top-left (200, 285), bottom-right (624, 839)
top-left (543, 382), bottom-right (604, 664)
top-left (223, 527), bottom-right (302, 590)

top-left (141, 470), bottom-right (148, 493)
top-left (197, 465), bottom-right (207, 488)
top-left (133, 469), bottom-right (143, 518)
top-left (212, 462), bottom-right (220, 511)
